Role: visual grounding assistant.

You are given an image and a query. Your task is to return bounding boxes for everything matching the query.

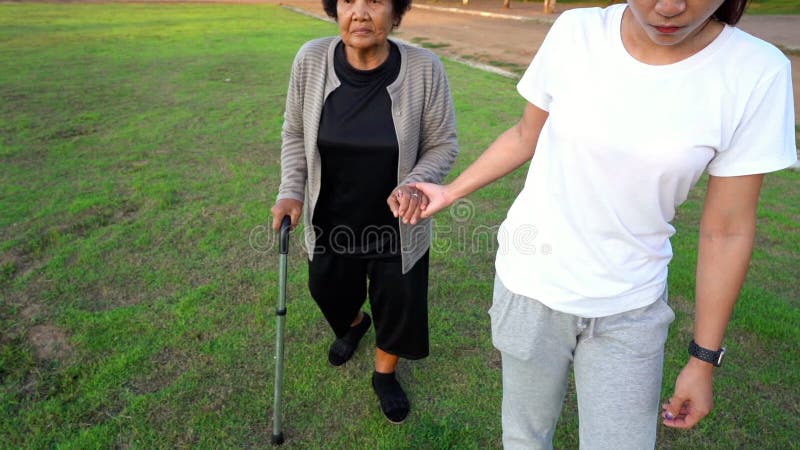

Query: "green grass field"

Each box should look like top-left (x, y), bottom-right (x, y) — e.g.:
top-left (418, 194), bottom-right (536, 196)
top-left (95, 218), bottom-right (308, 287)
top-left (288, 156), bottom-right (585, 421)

top-left (1, 3), bottom-right (798, 448)
top-left (746, 0), bottom-right (800, 14)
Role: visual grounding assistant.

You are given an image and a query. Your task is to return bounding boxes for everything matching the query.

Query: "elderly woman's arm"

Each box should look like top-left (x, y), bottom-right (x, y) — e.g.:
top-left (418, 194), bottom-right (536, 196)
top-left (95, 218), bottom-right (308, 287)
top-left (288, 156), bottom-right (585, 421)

top-left (388, 57), bottom-right (458, 224)
top-left (662, 173), bottom-right (764, 429)
top-left (403, 58), bottom-right (459, 186)
top-left (272, 54), bottom-right (307, 231)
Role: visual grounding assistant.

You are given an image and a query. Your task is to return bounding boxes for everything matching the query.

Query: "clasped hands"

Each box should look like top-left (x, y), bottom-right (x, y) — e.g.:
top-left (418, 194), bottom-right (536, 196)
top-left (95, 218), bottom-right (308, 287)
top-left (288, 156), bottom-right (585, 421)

top-left (271, 183), bottom-right (451, 232)
top-left (387, 182), bottom-right (456, 225)
top-left (387, 185), bottom-right (429, 225)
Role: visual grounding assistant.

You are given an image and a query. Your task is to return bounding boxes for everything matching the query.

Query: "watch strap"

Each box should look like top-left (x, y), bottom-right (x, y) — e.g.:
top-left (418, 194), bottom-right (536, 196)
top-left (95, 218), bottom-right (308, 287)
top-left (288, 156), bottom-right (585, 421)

top-left (688, 340), bottom-right (725, 367)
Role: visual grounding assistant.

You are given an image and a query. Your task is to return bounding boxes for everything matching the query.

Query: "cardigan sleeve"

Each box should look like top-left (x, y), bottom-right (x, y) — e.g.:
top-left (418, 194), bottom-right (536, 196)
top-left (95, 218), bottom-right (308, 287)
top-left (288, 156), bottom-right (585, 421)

top-left (399, 56), bottom-right (459, 186)
top-left (277, 49), bottom-right (308, 202)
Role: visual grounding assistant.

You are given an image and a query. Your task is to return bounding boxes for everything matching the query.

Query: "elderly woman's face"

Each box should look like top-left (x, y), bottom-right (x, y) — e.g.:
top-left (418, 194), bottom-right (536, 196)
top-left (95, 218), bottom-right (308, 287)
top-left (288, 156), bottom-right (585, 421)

top-left (337, 0), bottom-right (395, 54)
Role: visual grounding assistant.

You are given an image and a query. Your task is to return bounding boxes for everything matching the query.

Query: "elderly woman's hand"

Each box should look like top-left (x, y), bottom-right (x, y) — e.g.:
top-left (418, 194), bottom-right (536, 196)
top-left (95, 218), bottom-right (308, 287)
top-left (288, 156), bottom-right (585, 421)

top-left (271, 198), bottom-right (303, 231)
top-left (387, 185), bottom-right (429, 225)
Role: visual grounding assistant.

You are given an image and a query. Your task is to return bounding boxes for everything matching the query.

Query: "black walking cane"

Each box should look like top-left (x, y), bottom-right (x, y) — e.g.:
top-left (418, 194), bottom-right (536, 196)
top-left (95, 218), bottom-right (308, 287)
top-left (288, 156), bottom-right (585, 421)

top-left (271, 215), bottom-right (291, 445)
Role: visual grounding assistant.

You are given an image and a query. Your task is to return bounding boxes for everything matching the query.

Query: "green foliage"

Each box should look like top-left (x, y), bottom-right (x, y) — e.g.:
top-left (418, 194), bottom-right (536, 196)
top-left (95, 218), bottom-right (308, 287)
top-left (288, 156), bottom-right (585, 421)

top-left (747, 0), bottom-right (800, 15)
top-left (1, 3), bottom-right (798, 448)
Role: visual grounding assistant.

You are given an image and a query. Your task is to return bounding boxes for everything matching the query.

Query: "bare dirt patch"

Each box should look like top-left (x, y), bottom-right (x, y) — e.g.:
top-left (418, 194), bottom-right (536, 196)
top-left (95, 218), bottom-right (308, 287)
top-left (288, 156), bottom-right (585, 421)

top-left (20, 303), bottom-right (44, 320)
top-left (28, 324), bottom-right (73, 362)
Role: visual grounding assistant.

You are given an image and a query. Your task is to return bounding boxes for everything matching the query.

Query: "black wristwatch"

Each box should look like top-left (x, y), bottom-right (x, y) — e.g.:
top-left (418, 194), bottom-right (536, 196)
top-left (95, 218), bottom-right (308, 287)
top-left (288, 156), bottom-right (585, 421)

top-left (688, 340), bottom-right (725, 367)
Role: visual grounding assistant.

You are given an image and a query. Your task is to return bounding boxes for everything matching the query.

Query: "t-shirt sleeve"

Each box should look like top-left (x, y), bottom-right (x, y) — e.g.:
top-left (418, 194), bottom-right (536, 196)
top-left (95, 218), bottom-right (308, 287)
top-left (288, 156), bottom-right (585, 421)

top-left (707, 59), bottom-right (797, 176)
top-left (516, 13), bottom-right (571, 111)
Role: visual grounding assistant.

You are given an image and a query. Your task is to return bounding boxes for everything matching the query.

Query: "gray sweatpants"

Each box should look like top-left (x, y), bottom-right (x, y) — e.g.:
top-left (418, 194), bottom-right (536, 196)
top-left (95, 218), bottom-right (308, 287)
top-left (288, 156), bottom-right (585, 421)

top-left (489, 276), bottom-right (675, 450)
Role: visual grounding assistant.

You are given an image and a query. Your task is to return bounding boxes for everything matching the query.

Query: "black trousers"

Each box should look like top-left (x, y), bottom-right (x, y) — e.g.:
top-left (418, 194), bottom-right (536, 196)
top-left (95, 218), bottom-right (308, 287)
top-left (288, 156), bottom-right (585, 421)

top-left (307, 251), bottom-right (430, 360)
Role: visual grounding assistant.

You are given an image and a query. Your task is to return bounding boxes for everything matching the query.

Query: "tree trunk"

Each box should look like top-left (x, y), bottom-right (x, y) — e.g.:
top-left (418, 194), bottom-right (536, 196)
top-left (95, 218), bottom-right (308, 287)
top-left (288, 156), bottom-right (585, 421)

top-left (503, 0), bottom-right (510, 8)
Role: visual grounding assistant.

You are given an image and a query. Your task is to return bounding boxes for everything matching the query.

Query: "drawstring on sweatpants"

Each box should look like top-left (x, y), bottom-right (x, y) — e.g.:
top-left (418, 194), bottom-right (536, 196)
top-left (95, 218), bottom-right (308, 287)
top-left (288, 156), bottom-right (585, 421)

top-left (586, 317), bottom-right (597, 339)
top-left (577, 317), bottom-right (598, 340)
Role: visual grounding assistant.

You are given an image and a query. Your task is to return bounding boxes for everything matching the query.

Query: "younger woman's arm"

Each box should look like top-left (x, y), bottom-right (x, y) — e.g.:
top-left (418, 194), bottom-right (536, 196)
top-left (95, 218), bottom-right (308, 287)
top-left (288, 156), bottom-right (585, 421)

top-left (662, 173), bottom-right (764, 429)
top-left (415, 102), bottom-right (548, 216)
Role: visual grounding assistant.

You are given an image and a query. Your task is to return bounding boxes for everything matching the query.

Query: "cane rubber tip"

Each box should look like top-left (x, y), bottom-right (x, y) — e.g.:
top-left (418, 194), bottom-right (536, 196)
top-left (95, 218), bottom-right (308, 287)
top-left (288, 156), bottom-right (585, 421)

top-left (271, 433), bottom-right (285, 445)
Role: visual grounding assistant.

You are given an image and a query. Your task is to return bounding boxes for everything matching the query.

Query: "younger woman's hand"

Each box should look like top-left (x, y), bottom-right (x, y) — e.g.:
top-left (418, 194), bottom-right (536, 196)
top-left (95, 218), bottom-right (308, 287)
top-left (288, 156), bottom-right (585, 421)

top-left (662, 358), bottom-right (715, 429)
top-left (412, 182), bottom-right (455, 219)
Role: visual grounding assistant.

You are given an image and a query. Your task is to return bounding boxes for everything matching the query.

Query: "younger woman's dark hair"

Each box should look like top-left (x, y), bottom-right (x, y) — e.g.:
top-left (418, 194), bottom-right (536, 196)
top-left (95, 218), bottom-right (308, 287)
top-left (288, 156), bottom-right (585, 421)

top-left (713, 0), bottom-right (749, 25)
top-left (322, 0), bottom-right (413, 27)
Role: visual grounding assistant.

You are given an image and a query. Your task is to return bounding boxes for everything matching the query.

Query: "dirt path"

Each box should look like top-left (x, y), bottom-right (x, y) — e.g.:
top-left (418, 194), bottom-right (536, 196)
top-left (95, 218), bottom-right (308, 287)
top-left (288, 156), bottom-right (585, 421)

top-left (275, 0), bottom-right (799, 135)
top-left (395, 7), bottom-right (551, 71)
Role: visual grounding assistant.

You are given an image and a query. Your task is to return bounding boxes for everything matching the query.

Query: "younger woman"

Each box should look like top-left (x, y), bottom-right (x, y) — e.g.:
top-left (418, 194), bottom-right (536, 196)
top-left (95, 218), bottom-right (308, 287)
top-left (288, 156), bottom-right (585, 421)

top-left (415, 0), bottom-right (796, 447)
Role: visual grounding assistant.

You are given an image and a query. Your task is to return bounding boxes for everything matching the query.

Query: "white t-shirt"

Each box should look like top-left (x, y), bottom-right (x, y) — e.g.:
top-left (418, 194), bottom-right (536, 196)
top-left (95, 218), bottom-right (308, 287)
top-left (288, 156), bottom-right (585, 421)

top-left (496, 4), bottom-right (797, 317)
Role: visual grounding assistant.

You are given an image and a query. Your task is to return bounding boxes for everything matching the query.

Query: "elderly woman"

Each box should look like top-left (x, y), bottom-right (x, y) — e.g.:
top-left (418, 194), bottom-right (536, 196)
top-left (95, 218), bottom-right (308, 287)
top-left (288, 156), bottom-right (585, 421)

top-left (270, 0), bottom-right (458, 424)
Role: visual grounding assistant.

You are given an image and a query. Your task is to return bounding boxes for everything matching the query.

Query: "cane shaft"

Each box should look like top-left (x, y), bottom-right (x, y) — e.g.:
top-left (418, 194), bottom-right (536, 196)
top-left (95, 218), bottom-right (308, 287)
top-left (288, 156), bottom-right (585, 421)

top-left (272, 252), bottom-right (288, 440)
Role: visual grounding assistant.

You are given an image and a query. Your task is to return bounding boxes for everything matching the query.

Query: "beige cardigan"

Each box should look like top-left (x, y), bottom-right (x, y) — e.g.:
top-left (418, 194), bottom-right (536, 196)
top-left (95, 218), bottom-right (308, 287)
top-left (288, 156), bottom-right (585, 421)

top-left (277, 37), bottom-right (459, 273)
